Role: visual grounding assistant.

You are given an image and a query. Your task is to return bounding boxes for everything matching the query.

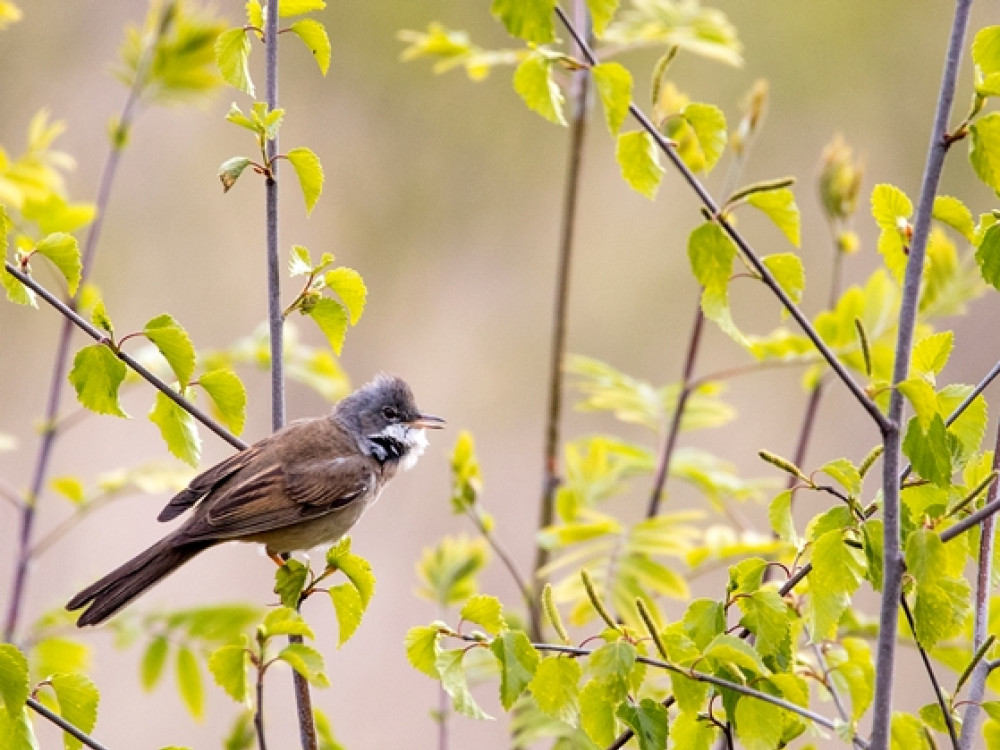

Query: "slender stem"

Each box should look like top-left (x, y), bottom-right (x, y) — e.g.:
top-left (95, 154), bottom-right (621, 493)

top-left (27, 696), bottom-right (113, 750)
top-left (957, 423), bottom-right (1000, 749)
top-left (554, 6), bottom-right (889, 432)
top-left (533, 0), bottom-right (590, 640)
top-left (265, 0), bottom-right (284, 433)
top-left (1, 7), bottom-right (167, 643)
top-left (3, 264), bottom-right (246, 451)
top-left (646, 307), bottom-right (705, 518)
top-left (466, 508), bottom-right (535, 624)
top-left (812, 641), bottom-right (850, 725)
top-left (255, 662), bottom-right (268, 750)
top-left (901, 598), bottom-right (960, 749)
top-left (871, 4), bottom-right (972, 748)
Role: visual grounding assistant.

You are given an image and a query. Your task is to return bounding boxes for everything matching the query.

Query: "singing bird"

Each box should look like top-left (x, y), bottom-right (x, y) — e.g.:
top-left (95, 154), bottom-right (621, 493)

top-left (67, 374), bottom-right (443, 626)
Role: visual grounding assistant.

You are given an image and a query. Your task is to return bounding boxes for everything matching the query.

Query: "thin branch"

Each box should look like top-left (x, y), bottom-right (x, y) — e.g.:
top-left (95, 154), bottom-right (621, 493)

top-left (3, 263), bottom-right (246, 451)
top-left (533, 0), bottom-right (591, 641)
top-left (871, 4), bottom-right (972, 747)
top-left (255, 660), bottom-right (268, 750)
top-left (1, 6), bottom-right (169, 643)
top-left (27, 696), bottom-right (112, 750)
top-left (464, 507), bottom-right (535, 624)
top-left (812, 641), bottom-right (850, 725)
top-left (553, 6), bottom-right (889, 433)
top-left (901, 597), bottom-right (960, 749)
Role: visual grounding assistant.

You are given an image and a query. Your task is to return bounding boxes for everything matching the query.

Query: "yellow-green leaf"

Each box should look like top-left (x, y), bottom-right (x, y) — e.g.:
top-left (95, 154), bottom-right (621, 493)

top-left (460, 594), bottom-right (505, 635)
top-left (144, 313), bottom-right (196, 388)
top-left (69, 344), bottom-right (129, 417)
top-left (436, 648), bottom-right (493, 720)
top-left (215, 28), bottom-right (254, 96)
top-left (973, 26), bottom-right (1000, 76)
top-left (748, 188), bottom-right (801, 247)
top-left (970, 113), bottom-right (1000, 195)
top-left (279, 0), bottom-right (326, 17)
top-left (175, 646), bottom-right (204, 719)
top-left (289, 19), bottom-right (330, 75)
top-left (286, 146), bottom-right (324, 214)
top-left (218, 156), bottom-right (252, 193)
top-left (530, 656), bottom-right (581, 725)
top-left (513, 52), bottom-right (566, 126)
top-left (932, 195), bottom-right (975, 242)
top-left (324, 267), bottom-right (367, 325)
top-left (141, 636), bottom-right (170, 691)
top-left (490, 630), bottom-right (539, 710)
top-left (149, 391), bottom-right (201, 467)
top-left (490, 0), bottom-right (555, 43)
top-left (49, 673), bottom-right (99, 750)
top-left (32, 233), bottom-right (81, 296)
top-left (329, 582), bottom-right (364, 647)
top-left (616, 130), bottom-right (663, 199)
top-left (761, 253), bottom-right (805, 303)
top-left (208, 638), bottom-right (250, 704)
top-left (277, 643), bottom-right (329, 687)
top-left (197, 369), bottom-right (247, 435)
top-left (404, 625), bottom-right (441, 679)
top-left (306, 297), bottom-right (348, 354)
top-left (0, 644), bottom-right (29, 716)
top-left (592, 62), bottom-right (632, 136)
top-left (587, 0), bottom-right (619, 37)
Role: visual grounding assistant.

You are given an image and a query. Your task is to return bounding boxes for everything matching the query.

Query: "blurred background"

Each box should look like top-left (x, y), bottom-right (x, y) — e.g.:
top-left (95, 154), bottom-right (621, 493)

top-left (2, 1), bottom-right (1000, 747)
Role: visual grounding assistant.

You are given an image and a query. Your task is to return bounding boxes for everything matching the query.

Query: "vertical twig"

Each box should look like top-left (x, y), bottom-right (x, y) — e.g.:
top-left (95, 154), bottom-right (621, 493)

top-left (901, 598), bottom-right (960, 749)
top-left (870, 2), bottom-right (973, 748)
top-left (255, 665), bottom-right (269, 750)
top-left (532, 0), bottom-right (590, 640)
top-left (2, 4), bottom-right (170, 643)
top-left (958, 423), bottom-right (1000, 749)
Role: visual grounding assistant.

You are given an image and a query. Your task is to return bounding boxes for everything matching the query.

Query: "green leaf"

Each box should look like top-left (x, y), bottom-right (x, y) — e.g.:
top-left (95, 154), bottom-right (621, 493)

top-left (733, 697), bottom-right (783, 750)
top-left (175, 646), bottom-right (204, 719)
top-left (592, 62), bottom-right (632, 136)
top-left (197, 369), bottom-right (247, 435)
top-left (0, 644), bottom-right (29, 717)
top-left (970, 113), bottom-right (1000, 195)
top-left (144, 313), bottom-right (196, 388)
top-left (0, 707), bottom-right (39, 750)
top-left (260, 607), bottom-right (315, 640)
top-left (325, 537), bottom-right (375, 607)
top-left (587, 0), bottom-right (619, 37)
top-left (490, 630), bottom-right (539, 710)
top-left (588, 640), bottom-right (636, 702)
top-left (736, 589), bottom-right (791, 659)
top-left (911, 331), bottom-right (953, 377)
top-left (529, 656), bottom-right (581, 725)
top-left (688, 222), bottom-right (746, 345)
top-left (274, 558), bottom-right (309, 609)
top-left (225, 103), bottom-right (256, 132)
top-left (416, 534), bottom-right (488, 607)
top-left (404, 625), bottom-right (442, 679)
top-left (748, 188), bottom-right (801, 247)
top-left (616, 698), bottom-right (668, 750)
top-left (490, 0), bottom-right (555, 43)
top-left (1, 263), bottom-right (36, 307)
top-left (871, 183), bottom-right (913, 281)
top-left (682, 598), bottom-right (726, 650)
top-left (898, 378), bottom-right (939, 431)
top-left (215, 28), bottom-right (254, 96)
top-left (902, 413), bottom-right (952, 487)
top-left (91, 299), bottom-right (113, 335)
top-left (218, 156), bottom-right (252, 193)
top-left (149, 390), bottom-right (202, 467)
top-left (933, 195), bottom-right (975, 242)
top-left (670, 711), bottom-right (715, 750)
top-left (703, 633), bottom-right (769, 676)
top-left (279, 0), bottom-right (326, 16)
top-left (329, 582), bottom-right (364, 647)
top-left (49, 673), bottom-right (98, 750)
top-left (277, 643), bottom-right (329, 687)
top-left (286, 146), bottom-right (324, 214)
top-left (141, 636), bottom-right (170, 691)
top-left (761, 252), bottom-right (805, 302)
top-left (460, 595), bottom-right (505, 635)
top-left (579, 678), bottom-right (618, 745)
top-left (513, 52), bottom-right (566, 126)
top-left (324, 268), bottom-right (367, 325)
top-left (819, 457), bottom-right (862, 498)
top-left (50, 476), bottom-right (85, 505)
top-left (974, 26), bottom-right (1000, 75)
top-left (32, 233), bottom-right (81, 295)
top-left (208, 639), bottom-right (250, 704)
top-left (306, 297), bottom-right (349, 354)
top-left (289, 19), bottom-right (331, 75)
top-left (289, 245), bottom-right (313, 277)
top-left (809, 528), bottom-right (865, 640)
top-left (768, 490), bottom-right (797, 543)
top-left (616, 130), bottom-right (663, 199)
top-left (30, 638), bottom-right (90, 681)
top-left (436, 648), bottom-right (493, 720)
top-left (69, 344), bottom-right (129, 418)
top-left (976, 223), bottom-right (1000, 290)
top-left (677, 102), bottom-right (727, 173)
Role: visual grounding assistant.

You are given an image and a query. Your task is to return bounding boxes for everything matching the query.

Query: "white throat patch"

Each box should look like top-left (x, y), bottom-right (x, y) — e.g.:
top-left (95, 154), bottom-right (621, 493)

top-left (376, 423), bottom-right (429, 471)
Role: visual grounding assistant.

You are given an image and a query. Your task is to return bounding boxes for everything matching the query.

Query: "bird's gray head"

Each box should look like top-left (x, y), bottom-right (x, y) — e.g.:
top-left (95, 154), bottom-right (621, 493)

top-left (334, 374), bottom-right (444, 468)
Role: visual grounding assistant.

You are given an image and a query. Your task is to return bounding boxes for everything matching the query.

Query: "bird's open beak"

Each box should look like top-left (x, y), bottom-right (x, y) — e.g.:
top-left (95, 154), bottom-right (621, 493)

top-left (411, 413), bottom-right (446, 429)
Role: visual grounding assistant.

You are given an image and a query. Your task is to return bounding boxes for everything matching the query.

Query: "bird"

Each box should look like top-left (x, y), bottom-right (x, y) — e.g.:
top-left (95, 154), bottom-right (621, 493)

top-left (67, 374), bottom-right (444, 626)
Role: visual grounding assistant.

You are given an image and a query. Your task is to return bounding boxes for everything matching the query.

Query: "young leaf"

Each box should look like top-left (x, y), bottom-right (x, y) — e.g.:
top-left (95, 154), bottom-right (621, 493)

top-left (747, 188), bottom-right (801, 246)
top-left (1, 263), bottom-right (36, 307)
top-left (0, 643), bottom-right (29, 716)
top-left (671, 711), bottom-right (715, 750)
top-left (404, 625), bottom-right (442, 679)
top-left (288, 18), bottom-right (331, 75)
top-left (324, 267), bottom-right (367, 325)
top-left (144, 313), bottom-right (196, 388)
top-left (688, 222), bottom-right (735, 295)
top-left (176, 646), bottom-right (204, 719)
top-left (277, 643), bottom-right (330, 687)
top-left (768, 490), bottom-right (797, 543)
top-left (289, 244), bottom-right (314, 277)
top-left (733, 697), bottom-right (783, 750)
top-left (616, 131), bottom-right (663, 199)
top-left (761, 253), bottom-right (805, 303)
top-left (679, 102), bottom-right (727, 173)
top-left (329, 582), bottom-right (364, 647)
top-left (809, 528), bottom-right (865, 640)
top-left (490, 630), bottom-right (539, 710)
top-left (460, 594), bottom-right (505, 635)
top-left (969, 112), bottom-right (1000, 195)
top-left (286, 146), bottom-right (324, 214)
top-left (976, 223), bottom-right (1000, 290)
top-left (592, 62), bottom-right (632, 136)
top-left (260, 607), bottom-right (315, 640)
top-left (513, 52), bottom-right (567, 126)
top-left (616, 698), bottom-right (668, 750)
top-left (911, 331), bottom-right (953, 378)
top-left (416, 535), bottom-right (488, 607)
top-left (274, 558), bottom-right (309, 609)
top-left (197, 369), bottom-right (247, 435)
top-left (69, 344), bottom-right (129, 417)
top-left (326, 537), bottom-right (375, 607)
top-left (215, 28), bottom-right (254, 96)
top-left (49, 673), bottom-right (99, 750)
top-left (436, 648), bottom-right (493, 720)
top-left (818, 457), bottom-right (862, 498)
top-left (218, 156), bottom-right (252, 193)
top-left (32, 233), bottom-right (81, 295)
top-left (91, 300), bottom-right (113, 335)
top-left (149, 390), bottom-right (202, 467)
top-left (871, 183), bottom-right (913, 281)
top-left (932, 195), bottom-right (975, 242)
top-left (902, 413), bottom-right (952, 487)
top-left (141, 636), bottom-right (170, 691)
top-left (278, 0), bottom-right (326, 16)
top-left (208, 638), bottom-right (250, 704)
top-left (490, 0), bottom-right (555, 43)
top-left (579, 678), bottom-right (618, 745)
top-left (225, 102), bottom-right (256, 132)
top-left (306, 297), bottom-right (349, 354)
top-left (587, 0), bottom-right (619, 37)
top-left (973, 26), bottom-right (1000, 75)
top-left (529, 656), bottom-right (581, 725)
top-left (588, 640), bottom-right (637, 702)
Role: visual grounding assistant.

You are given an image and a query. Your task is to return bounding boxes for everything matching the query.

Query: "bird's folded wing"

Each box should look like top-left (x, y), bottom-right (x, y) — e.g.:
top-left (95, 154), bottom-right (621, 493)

top-left (157, 442), bottom-right (269, 522)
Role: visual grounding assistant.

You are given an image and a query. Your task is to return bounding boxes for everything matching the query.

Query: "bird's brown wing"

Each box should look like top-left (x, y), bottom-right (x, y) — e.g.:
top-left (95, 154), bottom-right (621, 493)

top-left (176, 454), bottom-right (375, 543)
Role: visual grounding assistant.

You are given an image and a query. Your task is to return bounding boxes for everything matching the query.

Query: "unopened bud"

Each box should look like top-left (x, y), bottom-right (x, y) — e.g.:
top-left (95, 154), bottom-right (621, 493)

top-left (819, 134), bottom-right (865, 223)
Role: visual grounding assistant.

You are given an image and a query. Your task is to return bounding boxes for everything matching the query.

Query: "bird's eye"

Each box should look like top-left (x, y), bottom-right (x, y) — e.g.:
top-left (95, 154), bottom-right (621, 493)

top-left (381, 406), bottom-right (399, 420)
